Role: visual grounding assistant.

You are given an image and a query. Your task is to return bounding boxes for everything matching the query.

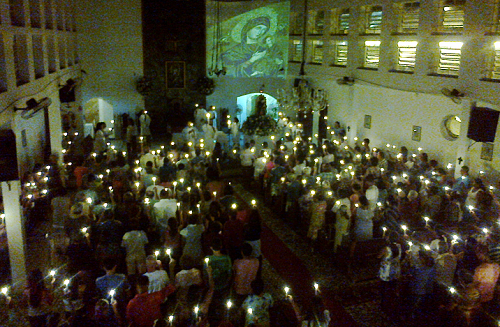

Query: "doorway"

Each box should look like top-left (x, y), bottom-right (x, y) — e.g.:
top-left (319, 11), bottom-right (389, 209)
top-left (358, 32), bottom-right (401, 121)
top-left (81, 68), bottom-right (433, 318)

top-left (236, 93), bottom-right (279, 123)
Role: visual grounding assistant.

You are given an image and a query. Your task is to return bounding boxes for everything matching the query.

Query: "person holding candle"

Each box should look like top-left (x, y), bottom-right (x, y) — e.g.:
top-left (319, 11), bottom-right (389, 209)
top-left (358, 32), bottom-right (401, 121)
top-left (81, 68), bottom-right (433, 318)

top-left (126, 275), bottom-right (169, 327)
top-left (180, 214), bottom-right (205, 267)
top-left (378, 243), bottom-right (401, 317)
top-left (242, 279), bottom-right (273, 327)
top-left (143, 255), bottom-right (170, 293)
top-left (121, 220), bottom-right (149, 276)
top-left (204, 238), bottom-right (232, 293)
top-left (233, 243), bottom-right (260, 299)
top-left (25, 269), bottom-right (53, 327)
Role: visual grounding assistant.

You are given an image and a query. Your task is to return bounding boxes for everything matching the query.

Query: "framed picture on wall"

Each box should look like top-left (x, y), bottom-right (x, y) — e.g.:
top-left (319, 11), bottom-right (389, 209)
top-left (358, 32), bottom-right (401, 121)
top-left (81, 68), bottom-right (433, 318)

top-left (412, 126), bottom-right (422, 142)
top-left (166, 61), bottom-right (185, 89)
top-left (481, 143), bottom-right (494, 161)
top-left (364, 115), bottom-right (372, 129)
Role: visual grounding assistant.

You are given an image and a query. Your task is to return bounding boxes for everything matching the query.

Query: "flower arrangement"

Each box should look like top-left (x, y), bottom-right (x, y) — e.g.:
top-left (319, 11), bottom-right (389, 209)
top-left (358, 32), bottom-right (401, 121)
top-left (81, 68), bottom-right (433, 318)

top-left (241, 114), bottom-right (279, 136)
top-left (195, 76), bottom-right (215, 95)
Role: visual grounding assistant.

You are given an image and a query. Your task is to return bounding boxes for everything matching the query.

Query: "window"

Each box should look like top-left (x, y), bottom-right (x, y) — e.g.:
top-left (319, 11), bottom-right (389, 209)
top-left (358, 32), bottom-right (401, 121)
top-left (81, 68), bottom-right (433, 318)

top-left (397, 41), bottom-right (418, 72)
top-left (364, 41), bottom-right (381, 68)
top-left (290, 12), bottom-right (304, 35)
top-left (13, 35), bottom-right (30, 86)
top-left (9, 0), bottom-right (26, 26)
top-left (396, 2), bottom-right (420, 33)
top-left (308, 10), bottom-right (325, 35)
top-left (44, 0), bottom-right (53, 29)
top-left (363, 6), bottom-right (383, 34)
top-left (0, 35), bottom-right (8, 93)
top-left (330, 8), bottom-right (350, 35)
top-left (437, 41), bottom-right (463, 75)
top-left (29, 0), bottom-right (42, 28)
top-left (32, 35), bottom-right (45, 79)
top-left (490, 41), bottom-right (500, 79)
top-left (289, 39), bottom-right (303, 62)
top-left (308, 40), bottom-right (323, 64)
top-left (331, 40), bottom-right (348, 66)
top-left (441, 115), bottom-right (461, 140)
top-left (441, 0), bottom-right (465, 32)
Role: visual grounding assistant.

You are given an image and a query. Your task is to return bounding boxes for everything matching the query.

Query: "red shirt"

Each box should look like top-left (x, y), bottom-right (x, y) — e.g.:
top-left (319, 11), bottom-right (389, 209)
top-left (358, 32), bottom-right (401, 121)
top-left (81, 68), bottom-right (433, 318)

top-left (126, 286), bottom-right (175, 327)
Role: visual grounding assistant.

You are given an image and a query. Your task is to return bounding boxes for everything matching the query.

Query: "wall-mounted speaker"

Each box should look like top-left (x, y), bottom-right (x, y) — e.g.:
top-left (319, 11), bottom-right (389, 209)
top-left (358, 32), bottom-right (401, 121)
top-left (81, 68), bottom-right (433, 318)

top-left (467, 107), bottom-right (499, 143)
top-left (0, 130), bottom-right (19, 182)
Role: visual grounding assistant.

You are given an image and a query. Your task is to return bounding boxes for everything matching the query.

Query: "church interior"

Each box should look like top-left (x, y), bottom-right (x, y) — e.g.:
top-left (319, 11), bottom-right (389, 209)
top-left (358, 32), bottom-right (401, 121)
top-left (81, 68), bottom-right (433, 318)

top-left (1, 0), bottom-right (500, 326)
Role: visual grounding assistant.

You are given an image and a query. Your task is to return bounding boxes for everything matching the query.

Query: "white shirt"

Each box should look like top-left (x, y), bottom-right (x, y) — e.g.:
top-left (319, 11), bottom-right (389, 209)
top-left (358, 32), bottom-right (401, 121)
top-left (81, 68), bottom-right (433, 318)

top-left (240, 149), bottom-right (255, 167)
top-left (144, 270), bottom-right (169, 293)
top-left (121, 230), bottom-right (148, 257)
top-left (153, 199), bottom-right (178, 227)
top-left (366, 185), bottom-right (380, 211)
top-left (254, 157), bottom-right (267, 176)
top-left (140, 153), bottom-right (157, 169)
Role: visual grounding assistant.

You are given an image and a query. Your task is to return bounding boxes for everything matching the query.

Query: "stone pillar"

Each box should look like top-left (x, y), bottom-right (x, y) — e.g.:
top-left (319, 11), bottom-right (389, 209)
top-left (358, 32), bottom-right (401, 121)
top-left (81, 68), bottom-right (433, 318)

top-left (1, 181), bottom-right (27, 288)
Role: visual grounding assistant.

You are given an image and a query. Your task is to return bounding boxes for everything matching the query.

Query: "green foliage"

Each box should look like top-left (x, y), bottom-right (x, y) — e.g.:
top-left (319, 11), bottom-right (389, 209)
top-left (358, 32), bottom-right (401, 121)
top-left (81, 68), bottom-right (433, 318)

top-left (241, 114), bottom-right (279, 136)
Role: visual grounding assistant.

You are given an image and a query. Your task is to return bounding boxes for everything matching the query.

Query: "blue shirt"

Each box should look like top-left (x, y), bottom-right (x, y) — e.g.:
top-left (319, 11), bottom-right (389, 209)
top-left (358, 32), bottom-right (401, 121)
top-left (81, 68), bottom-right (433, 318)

top-left (96, 274), bottom-right (130, 301)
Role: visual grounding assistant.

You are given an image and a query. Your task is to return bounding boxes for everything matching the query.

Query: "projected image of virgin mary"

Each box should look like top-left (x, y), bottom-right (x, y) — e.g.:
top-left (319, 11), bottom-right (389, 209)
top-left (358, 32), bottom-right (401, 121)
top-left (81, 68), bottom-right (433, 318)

top-left (222, 17), bottom-right (283, 77)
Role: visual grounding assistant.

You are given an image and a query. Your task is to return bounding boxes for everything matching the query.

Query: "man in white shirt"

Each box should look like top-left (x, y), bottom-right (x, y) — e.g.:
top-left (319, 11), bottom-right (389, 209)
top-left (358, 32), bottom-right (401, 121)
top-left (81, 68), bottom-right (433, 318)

top-left (253, 151), bottom-right (268, 180)
top-left (139, 147), bottom-right (158, 170)
top-left (144, 255), bottom-right (169, 293)
top-left (241, 143), bottom-right (255, 167)
top-left (153, 189), bottom-right (177, 234)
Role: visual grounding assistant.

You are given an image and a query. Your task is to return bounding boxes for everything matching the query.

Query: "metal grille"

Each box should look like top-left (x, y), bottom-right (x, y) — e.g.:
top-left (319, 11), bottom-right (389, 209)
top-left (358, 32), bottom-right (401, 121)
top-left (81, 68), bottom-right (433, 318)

top-left (364, 41), bottom-right (381, 68)
top-left (366, 6), bottom-right (383, 34)
top-left (397, 41), bottom-right (418, 71)
top-left (309, 40), bottom-right (323, 64)
top-left (289, 40), bottom-right (303, 62)
top-left (437, 41), bottom-right (462, 75)
top-left (442, 0), bottom-right (465, 31)
top-left (491, 42), bottom-right (500, 79)
top-left (401, 2), bottom-right (420, 32)
top-left (339, 9), bottom-right (350, 34)
top-left (333, 41), bottom-right (348, 66)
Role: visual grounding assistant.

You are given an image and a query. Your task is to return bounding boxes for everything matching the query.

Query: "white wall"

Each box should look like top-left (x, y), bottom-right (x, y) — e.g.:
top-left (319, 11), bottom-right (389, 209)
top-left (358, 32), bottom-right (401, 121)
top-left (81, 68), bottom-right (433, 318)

top-left (76, 0), bottom-right (144, 115)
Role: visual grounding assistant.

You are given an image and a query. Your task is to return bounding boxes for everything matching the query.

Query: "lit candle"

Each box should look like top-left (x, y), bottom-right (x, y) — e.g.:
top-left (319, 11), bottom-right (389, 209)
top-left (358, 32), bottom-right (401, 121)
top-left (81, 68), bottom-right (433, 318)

top-left (109, 289), bottom-right (116, 300)
top-left (1, 286), bottom-right (8, 296)
top-left (401, 224), bottom-right (408, 236)
top-left (169, 315), bottom-right (174, 325)
top-left (63, 279), bottom-right (70, 289)
top-left (284, 286), bottom-right (290, 296)
top-left (382, 226), bottom-right (387, 238)
top-left (251, 199), bottom-right (256, 207)
top-left (166, 248), bottom-right (172, 260)
top-left (423, 216), bottom-right (430, 226)
top-left (314, 282), bottom-right (319, 295)
top-left (449, 287), bottom-right (456, 294)
top-left (194, 305), bottom-right (199, 318)
top-left (155, 250), bottom-right (160, 258)
top-left (205, 257), bottom-right (209, 266)
top-left (152, 177), bottom-right (157, 185)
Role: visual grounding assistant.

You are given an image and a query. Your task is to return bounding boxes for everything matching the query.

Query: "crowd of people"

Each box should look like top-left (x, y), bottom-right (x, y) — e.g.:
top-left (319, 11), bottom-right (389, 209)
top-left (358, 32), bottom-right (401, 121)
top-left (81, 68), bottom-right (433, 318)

top-left (1, 112), bottom-right (500, 327)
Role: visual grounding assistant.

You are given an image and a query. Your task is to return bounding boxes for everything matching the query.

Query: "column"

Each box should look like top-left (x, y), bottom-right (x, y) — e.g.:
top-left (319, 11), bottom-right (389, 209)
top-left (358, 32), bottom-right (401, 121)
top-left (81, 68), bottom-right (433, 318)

top-left (312, 110), bottom-right (320, 143)
top-left (1, 181), bottom-right (27, 288)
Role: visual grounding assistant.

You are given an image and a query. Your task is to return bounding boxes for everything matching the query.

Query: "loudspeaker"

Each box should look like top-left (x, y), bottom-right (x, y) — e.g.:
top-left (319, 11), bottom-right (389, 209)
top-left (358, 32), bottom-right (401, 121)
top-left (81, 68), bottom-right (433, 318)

top-left (0, 130), bottom-right (19, 182)
top-left (467, 107), bottom-right (500, 143)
